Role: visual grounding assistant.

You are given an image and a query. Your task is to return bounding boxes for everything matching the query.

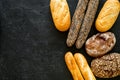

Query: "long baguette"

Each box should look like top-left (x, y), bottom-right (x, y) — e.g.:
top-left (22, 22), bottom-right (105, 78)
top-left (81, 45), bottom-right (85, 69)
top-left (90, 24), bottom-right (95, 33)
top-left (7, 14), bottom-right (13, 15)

top-left (74, 53), bottom-right (96, 80)
top-left (76, 0), bottom-right (99, 49)
top-left (65, 52), bottom-right (84, 80)
top-left (66, 0), bottom-right (89, 47)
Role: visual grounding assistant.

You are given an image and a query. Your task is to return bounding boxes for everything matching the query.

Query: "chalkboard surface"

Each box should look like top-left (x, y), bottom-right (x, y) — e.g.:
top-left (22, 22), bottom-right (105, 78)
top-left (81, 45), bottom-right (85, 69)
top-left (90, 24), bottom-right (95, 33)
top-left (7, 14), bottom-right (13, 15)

top-left (0, 0), bottom-right (120, 80)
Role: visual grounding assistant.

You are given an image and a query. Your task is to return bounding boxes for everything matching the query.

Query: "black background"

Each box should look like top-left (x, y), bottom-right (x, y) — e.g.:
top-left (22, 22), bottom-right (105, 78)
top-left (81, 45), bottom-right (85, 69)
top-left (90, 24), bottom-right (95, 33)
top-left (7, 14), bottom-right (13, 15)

top-left (0, 0), bottom-right (120, 80)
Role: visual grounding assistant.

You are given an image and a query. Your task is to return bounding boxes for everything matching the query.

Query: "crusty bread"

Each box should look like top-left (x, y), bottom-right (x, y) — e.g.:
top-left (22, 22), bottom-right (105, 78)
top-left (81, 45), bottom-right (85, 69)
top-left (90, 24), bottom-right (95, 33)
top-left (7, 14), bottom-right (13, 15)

top-left (74, 53), bottom-right (96, 80)
top-left (96, 0), bottom-right (120, 32)
top-left (91, 53), bottom-right (120, 78)
top-left (85, 32), bottom-right (116, 57)
top-left (65, 52), bottom-right (84, 80)
top-left (50, 0), bottom-right (71, 31)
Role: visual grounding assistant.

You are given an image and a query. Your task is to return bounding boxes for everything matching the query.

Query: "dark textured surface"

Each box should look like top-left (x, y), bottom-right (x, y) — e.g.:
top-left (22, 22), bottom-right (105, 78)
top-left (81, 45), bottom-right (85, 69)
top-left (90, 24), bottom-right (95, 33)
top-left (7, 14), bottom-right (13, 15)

top-left (66, 0), bottom-right (89, 47)
top-left (0, 0), bottom-right (120, 80)
top-left (91, 53), bottom-right (120, 78)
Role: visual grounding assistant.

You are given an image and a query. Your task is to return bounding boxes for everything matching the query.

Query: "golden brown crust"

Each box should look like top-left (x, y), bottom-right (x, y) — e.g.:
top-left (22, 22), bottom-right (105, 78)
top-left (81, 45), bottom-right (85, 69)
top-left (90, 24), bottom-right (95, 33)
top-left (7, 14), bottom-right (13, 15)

top-left (65, 52), bottom-right (84, 80)
top-left (50, 0), bottom-right (71, 31)
top-left (96, 0), bottom-right (120, 32)
top-left (74, 53), bottom-right (96, 80)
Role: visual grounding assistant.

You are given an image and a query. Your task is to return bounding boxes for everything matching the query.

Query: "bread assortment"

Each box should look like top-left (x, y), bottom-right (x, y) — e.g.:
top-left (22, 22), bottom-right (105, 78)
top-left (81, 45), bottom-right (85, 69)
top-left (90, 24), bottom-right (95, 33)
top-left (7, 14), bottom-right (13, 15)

top-left (96, 0), bottom-right (120, 32)
top-left (50, 0), bottom-right (71, 31)
top-left (50, 0), bottom-right (120, 79)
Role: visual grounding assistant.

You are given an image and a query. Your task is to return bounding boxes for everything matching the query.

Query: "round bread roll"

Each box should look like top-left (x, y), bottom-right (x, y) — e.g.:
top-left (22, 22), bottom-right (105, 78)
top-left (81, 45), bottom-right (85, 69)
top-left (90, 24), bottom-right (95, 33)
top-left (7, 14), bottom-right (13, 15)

top-left (85, 32), bottom-right (116, 57)
top-left (91, 53), bottom-right (120, 78)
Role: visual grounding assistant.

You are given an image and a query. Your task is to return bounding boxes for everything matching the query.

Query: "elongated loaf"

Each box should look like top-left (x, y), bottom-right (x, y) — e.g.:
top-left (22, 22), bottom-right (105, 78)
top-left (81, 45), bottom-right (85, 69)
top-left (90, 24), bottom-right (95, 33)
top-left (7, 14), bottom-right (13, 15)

top-left (96, 0), bottom-right (120, 32)
top-left (65, 52), bottom-right (84, 80)
top-left (76, 0), bottom-right (99, 49)
top-left (50, 0), bottom-right (71, 32)
top-left (66, 0), bottom-right (89, 47)
top-left (74, 53), bottom-right (96, 80)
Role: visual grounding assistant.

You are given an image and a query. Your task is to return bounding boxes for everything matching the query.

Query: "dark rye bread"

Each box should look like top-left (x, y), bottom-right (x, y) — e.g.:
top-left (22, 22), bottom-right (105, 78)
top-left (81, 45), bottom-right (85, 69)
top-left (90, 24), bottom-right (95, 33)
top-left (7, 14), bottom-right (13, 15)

top-left (66, 0), bottom-right (89, 47)
top-left (76, 0), bottom-right (99, 49)
top-left (91, 53), bottom-right (120, 78)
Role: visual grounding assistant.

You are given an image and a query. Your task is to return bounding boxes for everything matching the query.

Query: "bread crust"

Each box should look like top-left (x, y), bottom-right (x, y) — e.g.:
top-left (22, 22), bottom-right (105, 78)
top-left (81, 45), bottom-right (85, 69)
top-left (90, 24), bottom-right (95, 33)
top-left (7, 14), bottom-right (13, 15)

top-left (91, 53), bottom-right (120, 78)
top-left (65, 52), bottom-right (84, 80)
top-left (76, 0), bottom-right (99, 49)
top-left (50, 0), bottom-right (71, 31)
top-left (85, 32), bottom-right (116, 57)
top-left (74, 53), bottom-right (96, 80)
top-left (66, 0), bottom-right (89, 47)
top-left (96, 0), bottom-right (120, 32)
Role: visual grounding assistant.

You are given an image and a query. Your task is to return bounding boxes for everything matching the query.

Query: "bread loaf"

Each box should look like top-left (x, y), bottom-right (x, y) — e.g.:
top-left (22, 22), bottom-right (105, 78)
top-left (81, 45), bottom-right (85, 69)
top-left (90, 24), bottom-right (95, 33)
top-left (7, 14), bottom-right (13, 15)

top-left (74, 53), bottom-right (96, 80)
top-left (65, 52), bottom-right (84, 80)
top-left (50, 0), bottom-right (71, 31)
top-left (96, 0), bottom-right (120, 32)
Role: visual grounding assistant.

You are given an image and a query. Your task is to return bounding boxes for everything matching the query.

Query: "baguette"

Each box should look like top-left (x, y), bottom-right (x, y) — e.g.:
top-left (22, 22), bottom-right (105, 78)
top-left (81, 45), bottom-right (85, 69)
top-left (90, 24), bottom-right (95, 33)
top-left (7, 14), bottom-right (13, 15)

top-left (65, 52), bottom-right (84, 80)
top-left (66, 0), bottom-right (89, 47)
top-left (91, 53), bottom-right (120, 78)
top-left (74, 53), bottom-right (96, 80)
top-left (76, 0), bottom-right (99, 49)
